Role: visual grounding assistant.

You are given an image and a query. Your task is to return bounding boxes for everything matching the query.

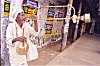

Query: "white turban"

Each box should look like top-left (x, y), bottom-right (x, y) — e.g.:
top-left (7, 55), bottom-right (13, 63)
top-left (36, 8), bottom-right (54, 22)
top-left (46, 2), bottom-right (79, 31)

top-left (13, 8), bottom-right (24, 21)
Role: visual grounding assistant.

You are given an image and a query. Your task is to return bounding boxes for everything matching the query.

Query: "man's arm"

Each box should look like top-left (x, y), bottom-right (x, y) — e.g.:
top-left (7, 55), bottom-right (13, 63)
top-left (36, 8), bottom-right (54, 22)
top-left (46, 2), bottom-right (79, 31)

top-left (12, 36), bottom-right (27, 43)
top-left (12, 38), bottom-right (18, 44)
top-left (25, 14), bottom-right (39, 36)
top-left (6, 24), bottom-right (14, 46)
top-left (34, 20), bottom-right (38, 32)
top-left (6, 24), bottom-right (27, 45)
top-left (32, 14), bottom-right (38, 32)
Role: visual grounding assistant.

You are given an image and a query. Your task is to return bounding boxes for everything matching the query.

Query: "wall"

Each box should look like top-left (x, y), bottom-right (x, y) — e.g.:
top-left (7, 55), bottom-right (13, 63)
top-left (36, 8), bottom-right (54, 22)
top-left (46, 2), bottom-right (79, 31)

top-left (35, 0), bottom-right (66, 47)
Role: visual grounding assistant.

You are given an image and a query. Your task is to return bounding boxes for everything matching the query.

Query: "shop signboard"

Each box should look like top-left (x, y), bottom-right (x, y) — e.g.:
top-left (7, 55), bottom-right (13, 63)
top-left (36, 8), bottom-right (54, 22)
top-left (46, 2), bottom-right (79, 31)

top-left (45, 10), bottom-right (55, 36)
top-left (4, 1), bottom-right (10, 17)
top-left (27, 0), bottom-right (38, 7)
top-left (22, 1), bottom-right (38, 17)
top-left (57, 12), bottom-right (63, 22)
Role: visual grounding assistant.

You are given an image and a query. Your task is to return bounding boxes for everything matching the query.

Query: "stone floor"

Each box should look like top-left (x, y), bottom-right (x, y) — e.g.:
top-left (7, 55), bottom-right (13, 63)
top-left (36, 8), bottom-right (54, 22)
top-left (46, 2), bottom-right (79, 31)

top-left (46, 33), bottom-right (100, 66)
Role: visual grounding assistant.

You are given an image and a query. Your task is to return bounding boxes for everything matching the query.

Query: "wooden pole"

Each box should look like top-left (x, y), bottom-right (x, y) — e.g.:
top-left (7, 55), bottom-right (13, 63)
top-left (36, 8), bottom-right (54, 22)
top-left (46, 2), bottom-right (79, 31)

top-left (73, 2), bottom-right (82, 41)
top-left (38, 18), bottom-right (71, 20)
top-left (60, 0), bottom-right (73, 51)
top-left (38, 5), bottom-right (67, 8)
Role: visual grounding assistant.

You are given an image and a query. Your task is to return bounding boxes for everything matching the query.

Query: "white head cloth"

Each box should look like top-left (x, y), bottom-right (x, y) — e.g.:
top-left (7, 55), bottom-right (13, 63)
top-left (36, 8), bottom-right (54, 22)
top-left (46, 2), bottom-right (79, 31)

top-left (13, 9), bottom-right (24, 20)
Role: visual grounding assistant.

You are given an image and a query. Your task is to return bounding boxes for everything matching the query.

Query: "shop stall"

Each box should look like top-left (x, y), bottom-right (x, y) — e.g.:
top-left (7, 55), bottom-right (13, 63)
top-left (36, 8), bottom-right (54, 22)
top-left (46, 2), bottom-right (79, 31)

top-left (1, 0), bottom-right (65, 49)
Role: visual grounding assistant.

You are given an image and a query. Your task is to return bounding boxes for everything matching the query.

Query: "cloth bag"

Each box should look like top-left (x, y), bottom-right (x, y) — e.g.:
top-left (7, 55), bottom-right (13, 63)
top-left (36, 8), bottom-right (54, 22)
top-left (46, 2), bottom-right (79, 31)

top-left (16, 41), bottom-right (29, 55)
top-left (26, 40), bottom-right (38, 61)
top-left (15, 26), bottom-right (29, 55)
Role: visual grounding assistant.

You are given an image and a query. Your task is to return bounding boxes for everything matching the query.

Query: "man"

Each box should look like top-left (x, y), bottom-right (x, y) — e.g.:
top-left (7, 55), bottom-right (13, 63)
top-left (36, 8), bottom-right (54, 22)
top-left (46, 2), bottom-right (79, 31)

top-left (6, 9), bottom-right (39, 66)
top-left (89, 19), bottom-right (96, 34)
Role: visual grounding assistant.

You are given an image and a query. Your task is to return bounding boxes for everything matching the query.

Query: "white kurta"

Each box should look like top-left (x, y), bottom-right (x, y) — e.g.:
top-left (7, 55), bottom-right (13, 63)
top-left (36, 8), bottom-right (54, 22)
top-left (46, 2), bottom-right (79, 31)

top-left (6, 22), bottom-right (39, 65)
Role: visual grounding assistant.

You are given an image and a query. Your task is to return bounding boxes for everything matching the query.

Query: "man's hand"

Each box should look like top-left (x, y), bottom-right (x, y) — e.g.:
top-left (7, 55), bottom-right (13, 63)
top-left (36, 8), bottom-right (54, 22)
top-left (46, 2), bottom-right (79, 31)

top-left (17, 36), bottom-right (27, 42)
top-left (12, 36), bottom-right (27, 43)
top-left (31, 14), bottom-right (37, 22)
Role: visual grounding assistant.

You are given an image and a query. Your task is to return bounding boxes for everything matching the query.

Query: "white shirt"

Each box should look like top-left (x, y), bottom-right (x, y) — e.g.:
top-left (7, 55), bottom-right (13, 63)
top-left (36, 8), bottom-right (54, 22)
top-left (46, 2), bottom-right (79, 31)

top-left (6, 22), bottom-right (38, 65)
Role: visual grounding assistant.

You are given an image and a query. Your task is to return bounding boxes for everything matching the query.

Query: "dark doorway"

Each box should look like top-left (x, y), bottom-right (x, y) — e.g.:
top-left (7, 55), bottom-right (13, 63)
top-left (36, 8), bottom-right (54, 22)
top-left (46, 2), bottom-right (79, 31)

top-left (94, 19), bottom-right (100, 34)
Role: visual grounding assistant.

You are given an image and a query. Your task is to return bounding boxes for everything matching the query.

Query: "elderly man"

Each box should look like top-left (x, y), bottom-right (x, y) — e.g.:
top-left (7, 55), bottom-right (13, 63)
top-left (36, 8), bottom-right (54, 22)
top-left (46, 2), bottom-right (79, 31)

top-left (6, 9), bottom-right (39, 66)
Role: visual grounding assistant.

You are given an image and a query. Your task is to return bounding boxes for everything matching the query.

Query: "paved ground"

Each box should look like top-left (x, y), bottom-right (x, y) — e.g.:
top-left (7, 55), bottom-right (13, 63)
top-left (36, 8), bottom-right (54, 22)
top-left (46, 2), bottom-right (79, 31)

top-left (1, 33), bottom-right (100, 66)
top-left (46, 33), bottom-right (100, 66)
top-left (28, 40), bottom-right (72, 66)
top-left (1, 39), bottom-right (71, 66)
top-left (28, 41), bottom-right (61, 66)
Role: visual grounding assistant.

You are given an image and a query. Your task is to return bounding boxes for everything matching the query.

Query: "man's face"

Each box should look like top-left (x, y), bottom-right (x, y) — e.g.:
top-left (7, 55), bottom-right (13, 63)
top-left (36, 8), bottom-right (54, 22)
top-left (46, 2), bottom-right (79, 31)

top-left (16, 12), bottom-right (26, 25)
